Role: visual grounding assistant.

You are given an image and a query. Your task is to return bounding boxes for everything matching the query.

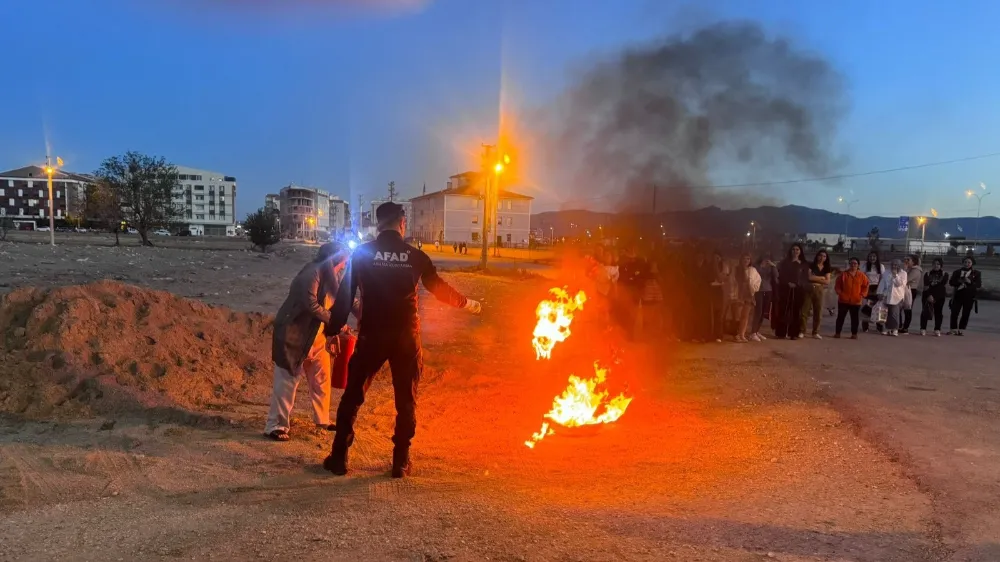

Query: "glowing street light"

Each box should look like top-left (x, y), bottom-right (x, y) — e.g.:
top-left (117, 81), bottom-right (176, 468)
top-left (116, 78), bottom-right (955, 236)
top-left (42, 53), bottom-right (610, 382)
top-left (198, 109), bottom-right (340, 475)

top-left (44, 155), bottom-right (63, 246)
top-left (966, 183), bottom-right (992, 251)
top-left (838, 195), bottom-right (860, 253)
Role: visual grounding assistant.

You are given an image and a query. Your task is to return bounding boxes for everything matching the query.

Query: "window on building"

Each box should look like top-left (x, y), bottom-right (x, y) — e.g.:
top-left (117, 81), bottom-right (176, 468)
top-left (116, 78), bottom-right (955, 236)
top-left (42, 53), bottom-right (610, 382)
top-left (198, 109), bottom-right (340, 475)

top-left (506, 217), bottom-right (512, 227)
top-left (39, 209), bottom-right (44, 217)
top-left (6, 180), bottom-right (12, 187)
top-left (193, 175), bottom-right (202, 181)
top-left (20, 208), bottom-right (24, 216)
top-left (27, 181), bottom-right (33, 188)
top-left (195, 195), bottom-right (204, 200)
top-left (18, 189), bottom-right (23, 197)
top-left (219, 186), bottom-right (225, 194)
top-left (471, 215), bottom-right (478, 224)
top-left (38, 190), bottom-right (44, 198)
top-left (0, 189), bottom-right (4, 196)
top-left (196, 214), bottom-right (205, 220)
top-left (507, 233), bottom-right (512, 243)
top-left (56, 191), bottom-right (60, 198)
top-left (471, 232), bottom-right (480, 242)
top-left (0, 208), bottom-right (5, 216)
top-left (8, 199), bottom-right (13, 206)
top-left (194, 185), bottom-right (204, 190)
top-left (196, 204), bottom-right (205, 210)
top-left (506, 200), bottom-right (512, 210)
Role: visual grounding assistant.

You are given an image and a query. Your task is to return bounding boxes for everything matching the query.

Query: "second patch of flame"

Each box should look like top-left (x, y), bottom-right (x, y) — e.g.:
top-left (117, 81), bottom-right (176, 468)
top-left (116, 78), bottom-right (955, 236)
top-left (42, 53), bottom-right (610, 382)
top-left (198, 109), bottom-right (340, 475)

top-left (532, 288), bottom-right (587, 360)
top-left (525, 363), bottom-right (633, 448)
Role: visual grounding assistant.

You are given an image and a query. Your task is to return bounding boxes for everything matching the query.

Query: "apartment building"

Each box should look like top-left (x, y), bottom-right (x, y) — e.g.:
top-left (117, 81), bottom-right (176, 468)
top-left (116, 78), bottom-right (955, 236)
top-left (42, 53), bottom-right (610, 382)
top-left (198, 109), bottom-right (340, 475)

top-left (0, 165), bottom-right (91, 225)
top-left (172, 166), bottom-right (237, 236)
top-left (328, 195), bottom-right (350, 234)
top-left (278, 184), bottom-right (330, 239)
top-left (409, 171), bottom-right (533, 246)
top-left (264, 193), bottom-right (280, 214)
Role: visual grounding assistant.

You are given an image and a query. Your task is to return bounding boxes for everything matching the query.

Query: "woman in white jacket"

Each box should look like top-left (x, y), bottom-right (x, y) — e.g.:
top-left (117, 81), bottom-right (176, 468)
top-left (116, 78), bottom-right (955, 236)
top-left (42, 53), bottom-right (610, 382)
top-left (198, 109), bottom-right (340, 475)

top-left (734, 253), bottom-right (763, 342)
top-left (877, 259), bottom-right (909, 336)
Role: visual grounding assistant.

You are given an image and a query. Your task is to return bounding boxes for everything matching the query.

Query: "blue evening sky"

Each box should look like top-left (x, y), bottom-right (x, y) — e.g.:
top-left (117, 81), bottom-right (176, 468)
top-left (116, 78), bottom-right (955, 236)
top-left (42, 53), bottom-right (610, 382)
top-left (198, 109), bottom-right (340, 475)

top-left (2, 0), bottom-right (998, 219)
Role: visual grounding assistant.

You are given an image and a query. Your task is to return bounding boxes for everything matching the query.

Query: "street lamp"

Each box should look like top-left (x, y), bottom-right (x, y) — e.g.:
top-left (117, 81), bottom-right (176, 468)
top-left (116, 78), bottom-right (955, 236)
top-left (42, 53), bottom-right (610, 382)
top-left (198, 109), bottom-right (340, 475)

top-left (916, 216), bottom-right (927, 253)
top-left (44, 155), bottom-right (63, 246)
top-left (838, 196), bottom-right (859, 254)
top-left (749, 221), bottom-right (757, 251)
top-left (966, 183), bottom-right (991, 253)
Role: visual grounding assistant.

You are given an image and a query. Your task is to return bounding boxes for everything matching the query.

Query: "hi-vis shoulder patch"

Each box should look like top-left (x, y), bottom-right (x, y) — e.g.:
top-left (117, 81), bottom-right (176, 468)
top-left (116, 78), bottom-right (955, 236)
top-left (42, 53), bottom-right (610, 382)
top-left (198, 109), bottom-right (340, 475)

top-left (374, 251), bottom-right (408, 262)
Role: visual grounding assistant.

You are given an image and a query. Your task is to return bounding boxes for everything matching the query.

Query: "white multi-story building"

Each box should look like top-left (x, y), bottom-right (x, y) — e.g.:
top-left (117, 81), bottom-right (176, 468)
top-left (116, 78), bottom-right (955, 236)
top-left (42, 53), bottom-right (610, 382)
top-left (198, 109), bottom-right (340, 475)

top-left (409, 172), bottom-right (533, 246)
top-left (264, 193), bottom-right (280, 214)
top-left (0, 165), bottom-right (91, 226)
top-left (173, 166), bottom-right (237, 236)
top-left (279, 184), bottom-right (330, 240)
top-left (328, 196), bottom-right (350, 234)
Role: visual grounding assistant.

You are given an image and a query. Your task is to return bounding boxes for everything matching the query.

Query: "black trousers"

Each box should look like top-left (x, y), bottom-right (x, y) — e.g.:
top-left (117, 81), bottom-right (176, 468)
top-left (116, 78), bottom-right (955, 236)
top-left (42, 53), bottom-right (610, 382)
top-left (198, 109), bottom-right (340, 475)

top-left (950, 295), bottom-right (975, 331)
top-left (774, 285), bottom-right (804, 339)
top-left (708, 287), bottom-right (725, 340)
top-left (835, 303), bottom-right (861, 335)
top-left (901, 289), bottom-right (918, 330)
top-left (333, 330), bottom-right (423, 451)
top-left (752, 291), bottom-right (772, 334)
top-left (920, 297), bottom-right (945, 331)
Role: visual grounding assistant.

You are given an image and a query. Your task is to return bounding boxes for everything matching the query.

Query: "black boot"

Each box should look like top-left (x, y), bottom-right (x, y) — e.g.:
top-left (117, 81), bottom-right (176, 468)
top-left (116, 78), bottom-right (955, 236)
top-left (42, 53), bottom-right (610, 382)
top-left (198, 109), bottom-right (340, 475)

top-left (391, 447), bottom-right (411, 479)
top-left (323, 433), bottom-right (352, 476)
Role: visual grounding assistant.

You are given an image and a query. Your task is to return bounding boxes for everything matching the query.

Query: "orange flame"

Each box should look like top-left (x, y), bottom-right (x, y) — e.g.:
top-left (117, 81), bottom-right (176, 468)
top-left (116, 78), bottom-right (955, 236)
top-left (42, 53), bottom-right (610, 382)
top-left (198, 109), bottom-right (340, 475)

top-left (532, 288), bottom-right (587, 360)
top-left (525, 363), bottom-right (633, 448)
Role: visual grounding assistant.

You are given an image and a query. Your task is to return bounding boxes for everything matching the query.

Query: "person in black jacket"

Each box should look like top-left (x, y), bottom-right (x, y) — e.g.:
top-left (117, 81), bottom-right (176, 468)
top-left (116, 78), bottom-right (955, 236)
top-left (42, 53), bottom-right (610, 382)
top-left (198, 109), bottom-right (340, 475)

top-left (948, 256), bottom-right (982, 336)
top-left (920, 258), bottom-right (949, 336)
top-left (322, 202), bottom-right (482, 478)
top-left (774, 243), bottom-right (808, 340)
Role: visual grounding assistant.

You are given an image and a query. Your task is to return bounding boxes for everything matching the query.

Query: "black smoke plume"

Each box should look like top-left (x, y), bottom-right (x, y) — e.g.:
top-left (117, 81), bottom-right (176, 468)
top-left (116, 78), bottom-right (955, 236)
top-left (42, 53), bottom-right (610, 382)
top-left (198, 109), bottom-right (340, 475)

top-left (549, 21), bottom-right (847, 213)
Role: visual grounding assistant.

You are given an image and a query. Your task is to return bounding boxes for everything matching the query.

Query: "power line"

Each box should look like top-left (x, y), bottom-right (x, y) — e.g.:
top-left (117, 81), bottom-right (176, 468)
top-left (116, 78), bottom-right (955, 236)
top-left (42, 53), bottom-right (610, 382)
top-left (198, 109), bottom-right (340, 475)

top-left (567, 150), bottom-right (1000, 202)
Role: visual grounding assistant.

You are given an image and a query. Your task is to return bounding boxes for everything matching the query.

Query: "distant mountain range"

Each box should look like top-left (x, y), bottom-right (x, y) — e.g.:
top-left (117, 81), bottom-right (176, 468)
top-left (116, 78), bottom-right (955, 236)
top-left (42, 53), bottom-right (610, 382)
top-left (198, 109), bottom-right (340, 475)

top-left (531, 205), bottom-right (1000, 241)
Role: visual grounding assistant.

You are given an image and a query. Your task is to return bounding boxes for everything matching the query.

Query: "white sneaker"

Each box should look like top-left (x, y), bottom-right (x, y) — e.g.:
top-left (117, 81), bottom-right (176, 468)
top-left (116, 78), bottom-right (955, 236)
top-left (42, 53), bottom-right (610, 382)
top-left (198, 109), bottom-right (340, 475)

top-left (890, 330), bottom-right (898, 336)
top-left (920, 330), bottom-right (926, 336)
top-left (812, 333), bottom-right (823, 340)
top-left (749, 333), bottom-right (761, 342)
top-left (934, 330), bottom-right (941, 337)
top-left (757, 332), bottom-right (767, 341)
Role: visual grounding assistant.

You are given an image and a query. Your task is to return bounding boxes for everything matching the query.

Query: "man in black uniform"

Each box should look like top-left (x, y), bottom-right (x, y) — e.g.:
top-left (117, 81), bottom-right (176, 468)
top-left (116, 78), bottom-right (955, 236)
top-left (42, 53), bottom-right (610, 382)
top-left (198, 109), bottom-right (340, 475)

top-left (322, 202), bottom-right (481, 478)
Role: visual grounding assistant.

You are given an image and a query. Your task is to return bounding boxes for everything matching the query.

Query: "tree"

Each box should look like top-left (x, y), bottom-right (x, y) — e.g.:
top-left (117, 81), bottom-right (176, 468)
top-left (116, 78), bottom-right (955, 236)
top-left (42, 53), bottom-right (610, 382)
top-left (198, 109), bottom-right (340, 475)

top-left (0, 216), bottom-right (12, 241)
top-left (244, 207), bottom-right (281, 252)
top-left (85, 180), bottom-right (125, 246)
top-left (93, 152), bottom-right (182, 246)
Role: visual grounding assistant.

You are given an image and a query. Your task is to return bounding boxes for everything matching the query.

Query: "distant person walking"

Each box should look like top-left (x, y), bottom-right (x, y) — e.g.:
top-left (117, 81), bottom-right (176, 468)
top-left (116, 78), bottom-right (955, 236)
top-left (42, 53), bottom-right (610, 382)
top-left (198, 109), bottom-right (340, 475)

top-left (774, 243), bottom-right (808, 340)
top-left (900, 255), bottom-right (923, 334)
top-left (833, 257), bottom-right (868, 339)
top-left (920, 258), bottom-right (949, 336)
top-left (877, 259), bottom-right (908, 336)
top-left (948, 257), bottom-right (982, 336)
top-left (861, 251), bottom-right (885, 333)
top-left (750, 254), bottom-right (779, 342)
top-left (801, 249), bottom-right (832, 339)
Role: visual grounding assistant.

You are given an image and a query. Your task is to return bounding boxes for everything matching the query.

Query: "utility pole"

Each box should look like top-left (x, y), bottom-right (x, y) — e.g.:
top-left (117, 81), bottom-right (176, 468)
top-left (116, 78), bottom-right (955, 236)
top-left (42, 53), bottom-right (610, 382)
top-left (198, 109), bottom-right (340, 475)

top-left (388, 181), bottom-right (397, 202)
top-left (479, 145), bottom-right (495, 268)
top-left (357, 193), bottom-right (365, 235)
top-left (44, 155), bottom-right (62, 246)
top-left (967, 185), bottom-right (991, 253)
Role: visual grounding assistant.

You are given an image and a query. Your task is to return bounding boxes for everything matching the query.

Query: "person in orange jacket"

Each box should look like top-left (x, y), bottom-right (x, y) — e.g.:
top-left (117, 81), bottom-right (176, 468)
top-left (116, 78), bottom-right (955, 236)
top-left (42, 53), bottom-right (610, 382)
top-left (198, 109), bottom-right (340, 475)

top-left (834, 257), bottom-right (870, 339)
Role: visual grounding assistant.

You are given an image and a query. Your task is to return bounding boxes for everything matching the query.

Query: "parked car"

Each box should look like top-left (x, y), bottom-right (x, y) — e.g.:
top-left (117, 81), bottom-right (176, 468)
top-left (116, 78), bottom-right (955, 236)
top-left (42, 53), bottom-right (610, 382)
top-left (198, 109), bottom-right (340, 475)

top-left (126, 228), bottom-right (138, 234)
top-left (152, 229), bottom-right (171, 236)
top-left (177, 229), bottom-right (192, 237)
top-left (36, 226), bottom-right (50, 232)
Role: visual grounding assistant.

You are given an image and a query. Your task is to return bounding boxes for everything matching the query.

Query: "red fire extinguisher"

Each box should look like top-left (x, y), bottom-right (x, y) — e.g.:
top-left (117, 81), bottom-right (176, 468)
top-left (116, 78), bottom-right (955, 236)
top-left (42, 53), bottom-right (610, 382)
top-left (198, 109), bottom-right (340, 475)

top-left (331, 332), bottom-right (356, 390)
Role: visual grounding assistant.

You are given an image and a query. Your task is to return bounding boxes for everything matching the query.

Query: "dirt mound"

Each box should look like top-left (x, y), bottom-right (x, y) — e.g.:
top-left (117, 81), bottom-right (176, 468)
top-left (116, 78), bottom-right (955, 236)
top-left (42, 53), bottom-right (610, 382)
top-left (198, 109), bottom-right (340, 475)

top-left (0, 281), bottom-right (274, 420)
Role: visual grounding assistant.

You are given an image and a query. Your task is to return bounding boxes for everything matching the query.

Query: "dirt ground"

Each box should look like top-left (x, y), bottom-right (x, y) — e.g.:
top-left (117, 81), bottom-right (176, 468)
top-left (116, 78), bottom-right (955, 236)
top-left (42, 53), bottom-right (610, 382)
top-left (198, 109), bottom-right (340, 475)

top-left (1, 237), bottom-right (998, 561)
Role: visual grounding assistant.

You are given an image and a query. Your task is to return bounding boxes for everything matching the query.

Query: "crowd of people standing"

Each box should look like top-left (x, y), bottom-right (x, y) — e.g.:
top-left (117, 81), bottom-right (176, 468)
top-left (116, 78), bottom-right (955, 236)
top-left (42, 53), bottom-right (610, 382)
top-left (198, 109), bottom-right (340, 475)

top-left (582, 242), bottom-right (984, 342)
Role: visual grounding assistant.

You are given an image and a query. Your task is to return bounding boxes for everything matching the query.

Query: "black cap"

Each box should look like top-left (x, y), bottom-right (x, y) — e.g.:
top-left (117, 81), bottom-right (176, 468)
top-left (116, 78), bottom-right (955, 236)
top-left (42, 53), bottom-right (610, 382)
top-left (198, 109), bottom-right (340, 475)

top-left (376, 202), bottom-right (405, 227)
